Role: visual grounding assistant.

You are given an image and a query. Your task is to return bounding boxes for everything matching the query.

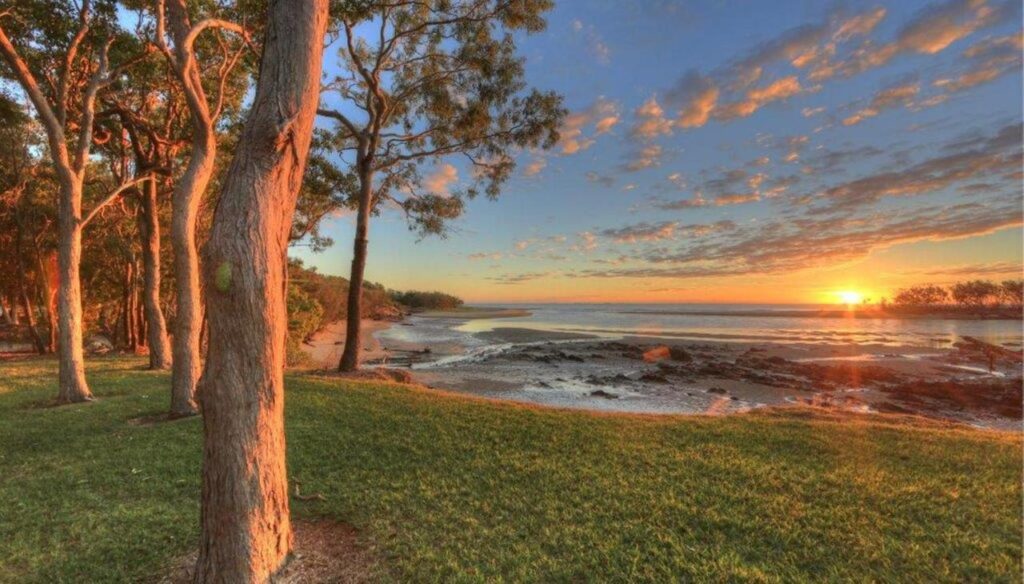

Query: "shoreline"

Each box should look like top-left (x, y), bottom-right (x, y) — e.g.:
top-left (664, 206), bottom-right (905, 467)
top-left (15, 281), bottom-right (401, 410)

top-left (300, 317), bottom-right (1022, 430)
top-left (300, 319), bottom-right (394, 368)
top-left (412, 307), bottom-right (532, 319)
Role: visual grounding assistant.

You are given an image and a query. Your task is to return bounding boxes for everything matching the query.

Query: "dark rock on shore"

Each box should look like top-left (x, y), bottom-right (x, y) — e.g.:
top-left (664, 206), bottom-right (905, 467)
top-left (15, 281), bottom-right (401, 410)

top-left (669, 347), bottom-right (693, 362)
top-left (640, 372), bottom-right (670, 383)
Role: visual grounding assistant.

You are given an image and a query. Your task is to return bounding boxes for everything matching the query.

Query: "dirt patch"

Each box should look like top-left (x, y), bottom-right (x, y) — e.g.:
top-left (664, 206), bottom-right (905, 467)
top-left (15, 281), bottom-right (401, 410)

top-left (160, 519), bottom-right (378, 583)
top-left (316, 368), bottom-right (414, 384)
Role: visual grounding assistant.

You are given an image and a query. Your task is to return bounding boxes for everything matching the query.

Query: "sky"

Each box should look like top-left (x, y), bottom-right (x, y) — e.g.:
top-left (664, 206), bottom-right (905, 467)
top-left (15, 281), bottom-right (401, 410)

top-left (294, 0), bottom-right (1024, 305)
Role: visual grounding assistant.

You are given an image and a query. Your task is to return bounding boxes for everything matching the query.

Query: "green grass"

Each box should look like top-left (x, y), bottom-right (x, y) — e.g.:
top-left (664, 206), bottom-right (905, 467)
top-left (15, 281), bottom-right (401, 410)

top-left (0, 356), bottom-right (1020, 582)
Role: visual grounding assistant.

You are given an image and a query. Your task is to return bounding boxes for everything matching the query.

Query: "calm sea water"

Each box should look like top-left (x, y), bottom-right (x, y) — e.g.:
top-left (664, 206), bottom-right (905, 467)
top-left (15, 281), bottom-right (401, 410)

top-left (453, 303), bottom-right (1023, 348)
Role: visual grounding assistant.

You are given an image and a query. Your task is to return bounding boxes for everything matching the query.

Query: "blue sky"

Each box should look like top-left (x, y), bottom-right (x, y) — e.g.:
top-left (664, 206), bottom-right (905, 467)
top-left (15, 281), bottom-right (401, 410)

top-left (296, 0), bottom-right (1023, 304)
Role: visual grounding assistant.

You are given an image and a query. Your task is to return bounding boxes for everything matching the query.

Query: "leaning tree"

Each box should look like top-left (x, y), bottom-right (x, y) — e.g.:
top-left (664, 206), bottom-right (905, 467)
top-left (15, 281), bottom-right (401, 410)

top-left (316, 0), bottom-right (564, 371)
top-left (150, 0), bottom-right (256, 415)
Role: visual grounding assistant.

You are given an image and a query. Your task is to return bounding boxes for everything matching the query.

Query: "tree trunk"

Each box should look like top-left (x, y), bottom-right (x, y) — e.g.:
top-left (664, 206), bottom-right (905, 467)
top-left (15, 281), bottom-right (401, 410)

top-left (123, 260), bottom-right (136, 350)
top-left (34, 248), bottom-right (57, 353)
top-left (56, 179), bottom-right (92, 403)
top-left (1, 295), bottom-right (14, 325)
top-left (14, 227), bottom-right (45, 354)
top-left (167, 0), bottom-right (215, 417)
top-left (338, 171), bottom-right (373, 372)
top-left (139, 178), bottom-right (172, 368)
top-left (193, 1), bottom-right (327, 581)
top-left (20, 289), bottom-right (46, 355)
top-left (169, 150), bottom-right (208, 414)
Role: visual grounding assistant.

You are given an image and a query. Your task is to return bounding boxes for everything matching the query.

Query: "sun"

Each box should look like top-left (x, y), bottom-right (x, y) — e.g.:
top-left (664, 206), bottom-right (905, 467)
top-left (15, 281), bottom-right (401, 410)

top-left (836, 290), bottom-right (864, 305)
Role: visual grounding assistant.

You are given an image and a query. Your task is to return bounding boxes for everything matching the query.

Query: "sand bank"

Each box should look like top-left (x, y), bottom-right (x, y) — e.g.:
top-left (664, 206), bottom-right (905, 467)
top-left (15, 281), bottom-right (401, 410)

top-left (300, 319), bottom-right (393, 369)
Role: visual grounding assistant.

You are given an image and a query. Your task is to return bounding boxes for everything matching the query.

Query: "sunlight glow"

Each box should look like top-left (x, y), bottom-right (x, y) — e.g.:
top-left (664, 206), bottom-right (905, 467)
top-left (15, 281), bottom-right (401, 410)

top-left (836, 290), bottom-right (865, 305)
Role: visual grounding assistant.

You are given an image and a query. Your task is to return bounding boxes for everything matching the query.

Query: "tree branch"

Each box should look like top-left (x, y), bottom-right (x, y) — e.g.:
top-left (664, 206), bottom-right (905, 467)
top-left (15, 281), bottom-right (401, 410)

top-left (73, 38), bottom-right (111, 176)
top-left (81, 175), bottom-right (152, 228)
top-left (57, 0), bottom-right (92, 127)
top-left (317, 108), bottom-right (361, 137)
top-left (0, 22), bottom-right (68, 169)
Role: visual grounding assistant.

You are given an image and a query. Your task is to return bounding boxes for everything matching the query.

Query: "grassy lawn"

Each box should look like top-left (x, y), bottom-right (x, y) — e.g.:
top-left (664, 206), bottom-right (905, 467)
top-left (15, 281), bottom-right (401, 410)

top-left (0, 356), bottom-right (1020, 582)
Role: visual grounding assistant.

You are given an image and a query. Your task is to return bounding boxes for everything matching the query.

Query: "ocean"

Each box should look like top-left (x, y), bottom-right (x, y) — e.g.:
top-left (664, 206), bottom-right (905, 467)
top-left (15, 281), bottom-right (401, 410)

top-left (449, 303), bottom-right (1023, 348)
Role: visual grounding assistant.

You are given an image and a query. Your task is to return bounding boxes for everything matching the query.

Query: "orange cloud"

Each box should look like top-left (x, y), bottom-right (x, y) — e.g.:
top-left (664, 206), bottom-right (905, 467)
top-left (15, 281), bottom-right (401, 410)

top-left (557, 97), bottom-right (619, 154)
top-left (630, 96), bottom-right (674, 140)
top-left (842, 82), bottom-right (920, 126)
top-left (423, 163), bottom-right (458, 195)
top-left (716, 76), bottom-right (802, 120)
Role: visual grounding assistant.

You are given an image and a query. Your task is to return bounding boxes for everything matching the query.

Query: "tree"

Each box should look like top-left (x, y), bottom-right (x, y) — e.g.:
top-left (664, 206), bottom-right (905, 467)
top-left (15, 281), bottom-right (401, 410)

top-left (317, 0), bottom-right (564, 371)
top-left (152, 0), bottom-right (254, 415)
top-left (999, 280), bottom-right (1023, 310)
top-left (193, 0), bottom-right (327, 578)
top-left (98, 51), bottom-right (188, 369)
top-left (0, 94), bottom-right (49, 354)
top-left (892, 284), bottom-right (948, 308)
top-left (950, 280), bottom-right (1000, 310)
top-left (391, 289), bottom-right (463, 310)
top-left (0, 0), bottom-right (145, 402)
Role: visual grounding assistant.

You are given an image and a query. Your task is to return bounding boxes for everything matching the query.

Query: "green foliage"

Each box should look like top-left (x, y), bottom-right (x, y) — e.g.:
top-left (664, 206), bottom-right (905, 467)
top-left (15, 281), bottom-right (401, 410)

top-left (291, 131), bottom-right (358, 252)
top-left (285, 281), bottom-right (323, 366)
top-left (285, 259), bottom-right (403, 347)
top-left (0, 357), bottom-right (1021, 582)
top-left (390, 289), bottom-right (464, 310)
top-left (320, 0), bottom-right (566, 237)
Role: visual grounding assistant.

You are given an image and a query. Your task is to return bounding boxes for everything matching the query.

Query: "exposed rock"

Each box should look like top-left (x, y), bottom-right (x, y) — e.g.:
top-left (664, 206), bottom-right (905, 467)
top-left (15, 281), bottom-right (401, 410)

top-left (669, 347), bottom-right (693, 362)
top-left (707, 387), bottom-right (728, 395)
top-left (590, 389), bottom-right (619, 399)
top-left (642, 346), bottom-right (671, 362)
top-left (85, 335), bottom-right (113, 355)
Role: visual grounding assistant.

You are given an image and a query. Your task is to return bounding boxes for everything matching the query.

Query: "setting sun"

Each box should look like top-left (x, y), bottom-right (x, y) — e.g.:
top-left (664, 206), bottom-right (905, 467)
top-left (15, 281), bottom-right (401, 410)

top-left (837, 291), bottom-right (865, 305)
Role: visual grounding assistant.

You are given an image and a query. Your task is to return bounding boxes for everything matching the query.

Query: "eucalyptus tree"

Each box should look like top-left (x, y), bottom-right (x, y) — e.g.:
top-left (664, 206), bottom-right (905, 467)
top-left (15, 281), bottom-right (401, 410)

top-left (96, 48), bottom-right (183, 369)
top-left (193, 0), bottom-right (327, 578)
top-left (0, 0), bottom-right (149, 402)
top-left (149, 0), bottom-right (256, 415)
top-left (317, 0), bottom-right (564, 371)
top-left (0, 95), bottom-right (49, 354)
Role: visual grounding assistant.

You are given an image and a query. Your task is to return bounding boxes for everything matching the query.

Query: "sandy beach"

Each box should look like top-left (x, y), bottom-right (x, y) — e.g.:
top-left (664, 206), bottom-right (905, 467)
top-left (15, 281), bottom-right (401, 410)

top-left (300, 319), bottom-right (395, 368)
